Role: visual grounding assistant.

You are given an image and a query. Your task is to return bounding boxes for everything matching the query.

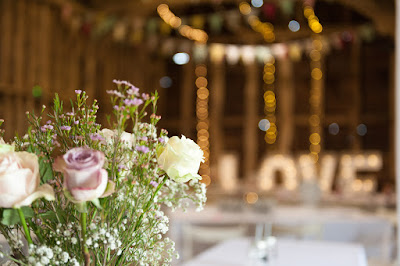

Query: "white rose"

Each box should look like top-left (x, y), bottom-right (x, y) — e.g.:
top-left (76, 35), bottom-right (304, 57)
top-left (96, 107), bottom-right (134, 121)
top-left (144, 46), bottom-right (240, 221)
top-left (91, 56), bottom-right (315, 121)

top-left (157, 135), bottom-right (204, 183)
top-left (0, 151), bottom-right (55, 208)
top-left (100, 129), bottom-right (135, 148)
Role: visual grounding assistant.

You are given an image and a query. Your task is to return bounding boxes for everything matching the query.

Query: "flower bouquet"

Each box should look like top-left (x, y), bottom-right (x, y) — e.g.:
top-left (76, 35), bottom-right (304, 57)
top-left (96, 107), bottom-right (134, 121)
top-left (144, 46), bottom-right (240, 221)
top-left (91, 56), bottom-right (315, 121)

top-left (0, 80), bottom-right (206, 265)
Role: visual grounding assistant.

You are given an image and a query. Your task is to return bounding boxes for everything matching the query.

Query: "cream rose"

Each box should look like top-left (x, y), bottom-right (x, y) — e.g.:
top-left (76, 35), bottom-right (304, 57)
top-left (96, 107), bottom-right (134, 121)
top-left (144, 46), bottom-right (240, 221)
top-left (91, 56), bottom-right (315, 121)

top-left (157, 135), bottom-right (204, 183)
top-left (54, 147), bottom-right (114, 203)
top-left (0, 139), bottom-right (14, 154)
top-left (100, 129), bottom-right (135, 148)
top-left (0, 151), bottom-right (55, 208)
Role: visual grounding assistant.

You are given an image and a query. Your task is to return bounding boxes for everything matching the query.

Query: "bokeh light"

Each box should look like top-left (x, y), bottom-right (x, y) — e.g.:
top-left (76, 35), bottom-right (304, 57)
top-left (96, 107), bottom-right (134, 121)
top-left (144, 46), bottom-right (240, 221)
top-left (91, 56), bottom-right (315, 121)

top-left (251, 0), bottom-right (263, 8)
top-left (288, 20), bottom-right (300, 32)
top-left (159, 76), bottom-right (172, 88)
top-left (329, 123), bottom-right (340, 135)
top-left (172, 52), bottom-right (190, 65)
top-left (258, 119), bottom-right (271, 131)
top-left (357, 124), bottom-right (367, 136)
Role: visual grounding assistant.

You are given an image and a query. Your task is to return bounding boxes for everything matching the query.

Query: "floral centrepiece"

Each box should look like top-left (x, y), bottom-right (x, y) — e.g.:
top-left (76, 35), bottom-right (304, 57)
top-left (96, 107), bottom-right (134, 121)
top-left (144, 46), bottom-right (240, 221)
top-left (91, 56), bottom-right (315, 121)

top-left (0, 80), bottom-right (206, 265)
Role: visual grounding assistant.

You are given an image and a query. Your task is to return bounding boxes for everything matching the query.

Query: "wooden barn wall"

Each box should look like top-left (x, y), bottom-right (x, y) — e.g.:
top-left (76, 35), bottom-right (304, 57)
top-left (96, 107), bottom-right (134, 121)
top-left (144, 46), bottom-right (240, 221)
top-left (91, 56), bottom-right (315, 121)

top-left (0, 0), bottom-right (163, 141)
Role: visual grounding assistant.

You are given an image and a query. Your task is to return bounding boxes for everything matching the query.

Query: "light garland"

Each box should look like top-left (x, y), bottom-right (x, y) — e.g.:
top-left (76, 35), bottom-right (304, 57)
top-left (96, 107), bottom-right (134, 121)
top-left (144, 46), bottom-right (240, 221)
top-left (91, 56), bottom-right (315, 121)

top-left (263, 56), bottom-right (277, 144)
top-left (157, 4), bottom-right (208, 43)
top-left (195, 64), bottom-right (211, 186)
top-left (304, 5), bottom-right (323, 34)
top-left (239, 2), bottom-right (275, 42)
top-left (305, 4), bottom-right (323, 163)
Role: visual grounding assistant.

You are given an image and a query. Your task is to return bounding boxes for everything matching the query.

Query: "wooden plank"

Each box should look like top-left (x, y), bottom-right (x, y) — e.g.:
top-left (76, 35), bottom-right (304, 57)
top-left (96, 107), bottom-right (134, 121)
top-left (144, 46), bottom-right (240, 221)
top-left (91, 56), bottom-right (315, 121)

top-left (13, 0), bottom-right (27, 136)
top-left (37, 3), bottom-right (52, 108)
top-left (25, 0), bottom-right (39, 117)
top-left (0, 0), bottom-right (14, 140)
top-left (83, 40), bottom-right (97, 101)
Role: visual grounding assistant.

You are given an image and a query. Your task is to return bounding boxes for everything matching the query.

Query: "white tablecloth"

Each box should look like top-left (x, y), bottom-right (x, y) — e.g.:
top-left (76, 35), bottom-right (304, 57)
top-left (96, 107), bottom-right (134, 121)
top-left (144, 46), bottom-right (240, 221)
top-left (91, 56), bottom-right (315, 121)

top-left (183, 237), bottom-right (368, 266)
top-left (170, 205), bottom-right (393, 260)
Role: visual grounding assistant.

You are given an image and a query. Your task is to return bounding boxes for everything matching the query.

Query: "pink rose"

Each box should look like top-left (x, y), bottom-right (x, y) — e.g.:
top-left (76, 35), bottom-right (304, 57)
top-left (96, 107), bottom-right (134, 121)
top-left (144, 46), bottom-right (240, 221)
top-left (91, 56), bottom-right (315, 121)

top-left (0, 151), bottom-right (54, 208)
top-left (54, 148), bottom-right (114, 203)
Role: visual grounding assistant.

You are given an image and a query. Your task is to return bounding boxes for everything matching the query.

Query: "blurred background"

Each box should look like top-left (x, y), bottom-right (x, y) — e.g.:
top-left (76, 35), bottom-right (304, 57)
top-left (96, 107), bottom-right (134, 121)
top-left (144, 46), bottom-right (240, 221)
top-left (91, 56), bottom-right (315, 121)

top-left (0, 0), bottom-right (396, 265)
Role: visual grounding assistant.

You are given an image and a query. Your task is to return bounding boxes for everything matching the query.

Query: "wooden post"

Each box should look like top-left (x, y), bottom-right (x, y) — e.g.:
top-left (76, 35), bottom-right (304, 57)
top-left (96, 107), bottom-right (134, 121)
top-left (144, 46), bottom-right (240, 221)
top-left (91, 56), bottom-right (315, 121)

top-left (395, 0), bottom-right (400, 261)
top-left (277, 57), bottom-right (294, 154)
top-left (180, 61), bottom-right (195, 136)
top-left (243, 62), bottom-right (259, 179)
top-left (210, 59), bottom-right (226, 182)
top-left (350, 38), bottom-right (361, 151)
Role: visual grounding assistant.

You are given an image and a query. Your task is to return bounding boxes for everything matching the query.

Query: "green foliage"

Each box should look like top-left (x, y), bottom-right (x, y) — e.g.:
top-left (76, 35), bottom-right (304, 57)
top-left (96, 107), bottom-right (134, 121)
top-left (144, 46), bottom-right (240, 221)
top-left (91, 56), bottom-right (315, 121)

top-left (1, 207), bottom-right (34, 226)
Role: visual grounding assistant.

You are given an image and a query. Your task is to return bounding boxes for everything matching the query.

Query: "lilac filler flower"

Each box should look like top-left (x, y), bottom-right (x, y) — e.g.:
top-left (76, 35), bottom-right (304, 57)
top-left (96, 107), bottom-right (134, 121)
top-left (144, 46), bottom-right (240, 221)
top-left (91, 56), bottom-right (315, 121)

top-left (118, 164), bottom-right (127, 171)
top-left (138, 136), bottom-right (148, 141)
top-left (112, 79), bottom-right (124, 85)
top-left (60, 126), bottom-right (71, 131)
top-left (135, 145), bottom-right (150, 153)
top-left (150, 181), bottom-right (158, 188)
top-left (142, 93), bottom-right (149, 100)
top-left (90, 133), bottom-right (104, 141)
top-left (41, 124), bottom-right (54, 132)
top-left (75, 90), bottom-right (82, 94)
top-left (127, 87), bottom-right (139, 96)
top-left (124, 98), bottom-right (143, 106)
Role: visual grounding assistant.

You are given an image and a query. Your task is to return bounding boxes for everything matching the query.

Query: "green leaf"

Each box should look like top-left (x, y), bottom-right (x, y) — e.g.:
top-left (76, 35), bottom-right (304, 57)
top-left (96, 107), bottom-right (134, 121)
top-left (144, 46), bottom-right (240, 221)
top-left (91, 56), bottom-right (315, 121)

top-left (39, 155), bottom-right (54, 183)
top-left (1, 207), bottom-right (34, 226)
top-left (26, 144), bottom-right (54, 184)
top-left (91, 198), bottom-right (102, 209)
top-left (38, 211), bottom-right (58, 222)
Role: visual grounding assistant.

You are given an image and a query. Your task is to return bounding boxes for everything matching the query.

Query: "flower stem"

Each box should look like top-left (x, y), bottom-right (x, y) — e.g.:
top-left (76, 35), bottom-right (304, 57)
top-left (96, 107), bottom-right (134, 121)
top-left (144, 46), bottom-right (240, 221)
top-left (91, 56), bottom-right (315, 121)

top-left (17, 208), bottom-right (33, 245)
top-left (81, 212), bottom-right (90, 266)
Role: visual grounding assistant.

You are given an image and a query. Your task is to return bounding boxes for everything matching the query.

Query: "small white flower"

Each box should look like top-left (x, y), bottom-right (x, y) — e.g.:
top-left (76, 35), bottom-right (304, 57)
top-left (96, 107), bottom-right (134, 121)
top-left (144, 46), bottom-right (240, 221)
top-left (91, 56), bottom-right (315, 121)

top-left (61, 252), bottom-right (69, 262)
top-left (40, 256), bottom-right (50, 265)
top-left (71, 237), bottom-right (77, 244)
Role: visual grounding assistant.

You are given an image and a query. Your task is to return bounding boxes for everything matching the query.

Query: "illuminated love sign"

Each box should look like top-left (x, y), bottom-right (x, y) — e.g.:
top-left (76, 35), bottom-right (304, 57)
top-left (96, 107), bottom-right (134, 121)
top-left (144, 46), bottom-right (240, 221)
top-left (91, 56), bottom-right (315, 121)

top-left (257, 152), bottom-right (382, 194)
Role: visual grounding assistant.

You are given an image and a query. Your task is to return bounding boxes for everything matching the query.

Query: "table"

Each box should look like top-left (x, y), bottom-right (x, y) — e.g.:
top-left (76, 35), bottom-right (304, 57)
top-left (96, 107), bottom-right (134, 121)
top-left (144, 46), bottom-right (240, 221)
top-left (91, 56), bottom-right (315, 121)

top-left (183, 237), bottom-right (368, 266)
top-left (170, 205), bottom-right (393, 261)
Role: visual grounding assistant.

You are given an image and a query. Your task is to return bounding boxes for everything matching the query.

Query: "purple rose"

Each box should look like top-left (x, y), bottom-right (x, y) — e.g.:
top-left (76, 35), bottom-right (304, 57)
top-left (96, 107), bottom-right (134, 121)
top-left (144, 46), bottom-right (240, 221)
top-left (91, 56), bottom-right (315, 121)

top-left (54, 148), bottom-right (114, 202)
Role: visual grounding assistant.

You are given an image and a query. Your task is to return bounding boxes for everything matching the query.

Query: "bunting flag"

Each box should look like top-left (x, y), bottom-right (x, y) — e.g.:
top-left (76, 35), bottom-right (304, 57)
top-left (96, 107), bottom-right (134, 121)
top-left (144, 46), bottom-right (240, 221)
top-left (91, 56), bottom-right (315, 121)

top-left (58, 1), bottom-right (376, 54)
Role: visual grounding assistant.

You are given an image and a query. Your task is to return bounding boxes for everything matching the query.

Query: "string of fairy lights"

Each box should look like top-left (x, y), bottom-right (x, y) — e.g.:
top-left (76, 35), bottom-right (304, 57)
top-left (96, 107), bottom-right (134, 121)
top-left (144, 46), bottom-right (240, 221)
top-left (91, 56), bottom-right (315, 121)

top-left (263, 57), bottom-right (277, 144)
top-left (157, 4), bottom-right (208, 43)
top-left (304, 3), bottom-right (324, 163)
top-left (195, 64), bottom-right (211, 186)
top-left (238, 1), bottom-right (276, 145)
top-left (157, 3), bottom-right (211, 185)
top-left (157, 1), bottom-right (326, 185)
top-left (239, 2), bottom-right (275, 43)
